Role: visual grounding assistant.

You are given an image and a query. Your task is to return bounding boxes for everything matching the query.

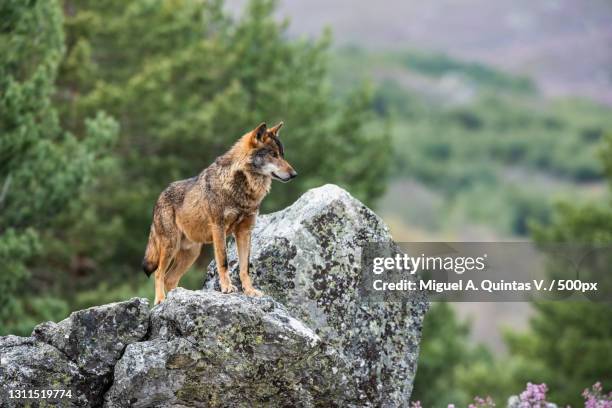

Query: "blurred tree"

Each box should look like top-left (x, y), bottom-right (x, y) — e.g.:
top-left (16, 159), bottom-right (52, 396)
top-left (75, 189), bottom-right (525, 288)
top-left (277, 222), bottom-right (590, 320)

top-left (411, 303), bottom-right (488, 407)
top-left (54, 0), bottom-right (390, 291)
top-left (0, 0), bottom-right (117, 334)
top-left (504, 133), bottom-right (612, 406)
top-left (411, 134), bottom-right (612, 407)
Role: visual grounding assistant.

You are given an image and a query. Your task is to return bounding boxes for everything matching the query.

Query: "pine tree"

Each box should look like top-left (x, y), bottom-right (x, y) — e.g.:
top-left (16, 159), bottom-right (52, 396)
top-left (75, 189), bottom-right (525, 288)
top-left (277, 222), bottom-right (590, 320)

top-left (505, 134), bottom-right (612, 406)
top-left (0, 0), bottom-right (117, 334)
top-left (411, 303), bottom-right (476, 406)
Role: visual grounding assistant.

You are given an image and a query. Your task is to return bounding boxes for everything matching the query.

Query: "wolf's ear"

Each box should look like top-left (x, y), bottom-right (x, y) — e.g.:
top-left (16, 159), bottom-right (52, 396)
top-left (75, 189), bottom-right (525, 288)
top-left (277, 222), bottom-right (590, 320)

top-left (252, 122), bottom-right (267, 142)
top-left (269, 121), bottom-right (284, 136)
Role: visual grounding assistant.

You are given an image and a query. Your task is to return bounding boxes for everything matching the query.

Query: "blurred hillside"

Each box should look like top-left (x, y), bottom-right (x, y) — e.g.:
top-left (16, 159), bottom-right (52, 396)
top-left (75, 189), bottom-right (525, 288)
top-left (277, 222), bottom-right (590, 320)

top-left (332, 47), bottom-right (610, 240)
top-left (228, 0), bottom-right (612, 104)
top-left (337, 45), bottom-right (612, 358)
top-left (224, 0), bottom-right (612, 239)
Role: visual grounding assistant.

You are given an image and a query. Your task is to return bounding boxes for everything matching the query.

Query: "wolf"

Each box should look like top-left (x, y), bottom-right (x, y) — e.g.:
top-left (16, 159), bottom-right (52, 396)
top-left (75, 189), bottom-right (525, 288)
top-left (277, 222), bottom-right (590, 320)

top-left (142, 122), bottom-right (297, 304)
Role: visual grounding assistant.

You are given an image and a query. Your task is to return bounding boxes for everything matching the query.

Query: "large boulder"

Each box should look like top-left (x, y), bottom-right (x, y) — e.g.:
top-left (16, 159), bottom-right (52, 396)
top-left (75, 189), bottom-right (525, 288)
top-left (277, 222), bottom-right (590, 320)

top-left (104, 288), bottom-right (356, 407)
top-left (207, 184), bottom-right (428, 406)
top-left (1, 184), bottom-right (428, 407)
top-left (0, 298), bottom-right (149, 407)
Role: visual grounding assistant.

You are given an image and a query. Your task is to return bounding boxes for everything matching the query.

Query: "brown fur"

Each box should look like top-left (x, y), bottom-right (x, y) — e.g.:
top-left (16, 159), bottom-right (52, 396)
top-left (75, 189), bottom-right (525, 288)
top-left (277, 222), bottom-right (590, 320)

top-left (142, 122), bottom-right (296, 304)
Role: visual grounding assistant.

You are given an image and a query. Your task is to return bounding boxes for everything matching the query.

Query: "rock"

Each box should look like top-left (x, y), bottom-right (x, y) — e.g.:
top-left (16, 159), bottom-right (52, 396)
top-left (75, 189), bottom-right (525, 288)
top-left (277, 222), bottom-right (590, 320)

top-left (0, 335), bottom-right (89, 407)
top-left (207, 184), bottom-right (429, 406)
top-left (32, 297), bottom-right (150, 377)
top-left (104, 288), bottom-right (356, 407)
top-left (1, 298), bottom-right (149, 407)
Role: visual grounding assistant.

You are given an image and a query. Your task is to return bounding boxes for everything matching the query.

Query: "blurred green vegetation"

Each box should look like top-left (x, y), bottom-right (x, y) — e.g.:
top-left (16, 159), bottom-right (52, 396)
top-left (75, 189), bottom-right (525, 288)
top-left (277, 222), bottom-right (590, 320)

top-left (397, 50), bottom-right (535, 93)
top-left (0, 0), bottom-right (118, 334)
top-left (0, 0), bottom-right (390, 335)
top-left (332, 46), bottom-right (611, 236)
top-left (329, 28), bottom-right (612, 408)
top-left (410, 134), bottom-right (612, 407)
top-left (411, 302), bottom-right (494, 406)
top-left (410, 132), bottom-right (612, 406)
top-left (508, 148), bottom-right (612, 406)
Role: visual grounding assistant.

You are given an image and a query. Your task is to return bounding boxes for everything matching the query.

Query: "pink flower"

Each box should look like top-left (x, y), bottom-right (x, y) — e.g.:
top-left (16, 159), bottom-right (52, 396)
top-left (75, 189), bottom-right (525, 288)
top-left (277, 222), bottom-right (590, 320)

top-left (469, 396), bottom-right (495, 408)
top-left (518, 383), bottom-right (549, 407)
top-left (583, 382), bottom-right (612, 408)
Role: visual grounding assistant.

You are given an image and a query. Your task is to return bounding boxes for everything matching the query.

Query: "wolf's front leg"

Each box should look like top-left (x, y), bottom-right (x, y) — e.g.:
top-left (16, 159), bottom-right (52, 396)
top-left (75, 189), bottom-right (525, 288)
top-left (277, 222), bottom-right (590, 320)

top-left (211, 224), bottom-right (237, 293)
top-left (235, 215), bottom-right (263, 297)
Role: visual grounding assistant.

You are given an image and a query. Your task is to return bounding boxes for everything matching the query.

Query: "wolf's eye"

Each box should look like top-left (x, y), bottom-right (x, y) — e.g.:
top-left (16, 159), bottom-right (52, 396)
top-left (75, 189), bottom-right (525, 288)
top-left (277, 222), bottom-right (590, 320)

top-left (272, 152), bottom-right (279, 158)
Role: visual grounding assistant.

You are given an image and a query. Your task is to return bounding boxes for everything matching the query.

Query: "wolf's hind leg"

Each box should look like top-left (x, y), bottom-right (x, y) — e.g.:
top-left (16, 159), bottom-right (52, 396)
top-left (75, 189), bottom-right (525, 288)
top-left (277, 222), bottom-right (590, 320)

top-left (154, 239), bottom-right (179, 305)
top-left (151, 203), bottom-right (181, 304)
top-left (164, 244), bottom-right (201, 293)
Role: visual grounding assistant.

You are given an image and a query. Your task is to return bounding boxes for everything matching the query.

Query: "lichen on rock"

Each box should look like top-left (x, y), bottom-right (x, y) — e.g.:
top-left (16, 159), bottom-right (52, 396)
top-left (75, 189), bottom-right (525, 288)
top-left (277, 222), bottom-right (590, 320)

top-left (207, 184), bottom-right (429, 406)
top-left (1, 298), bottom-right (150, 407)
top-left (0, 335), bottom-right (89, 407)
top-left (104, 288), bottom-right (356, 407)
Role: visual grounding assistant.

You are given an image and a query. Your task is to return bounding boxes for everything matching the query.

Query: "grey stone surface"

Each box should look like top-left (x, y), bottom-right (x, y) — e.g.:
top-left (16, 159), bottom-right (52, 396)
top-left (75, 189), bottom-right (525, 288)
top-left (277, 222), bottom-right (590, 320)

top-left (32, 298), bottom-right (150, 377)
top-left (1, 298), bottom-right (150, 407)
top-left (207, 184), bottom-right (429, 406)
top-left (0, 335), bottom-right (89, 407)
top-left (104, 288), bottom-right (356, 407)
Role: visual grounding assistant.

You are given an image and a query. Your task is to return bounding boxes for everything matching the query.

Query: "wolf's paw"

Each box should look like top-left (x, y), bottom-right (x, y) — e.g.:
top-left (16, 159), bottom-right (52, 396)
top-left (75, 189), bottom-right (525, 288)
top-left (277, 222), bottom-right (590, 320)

top-left (221, 283), bottom-right (238, 294)
top-left (244, 287), bottom-right (264, 297)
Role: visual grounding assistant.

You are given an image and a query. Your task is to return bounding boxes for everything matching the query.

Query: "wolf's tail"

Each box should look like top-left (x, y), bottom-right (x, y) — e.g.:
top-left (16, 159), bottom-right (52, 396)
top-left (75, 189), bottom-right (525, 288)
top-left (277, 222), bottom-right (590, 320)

top-left (142, 226), bottom-right (159, 278)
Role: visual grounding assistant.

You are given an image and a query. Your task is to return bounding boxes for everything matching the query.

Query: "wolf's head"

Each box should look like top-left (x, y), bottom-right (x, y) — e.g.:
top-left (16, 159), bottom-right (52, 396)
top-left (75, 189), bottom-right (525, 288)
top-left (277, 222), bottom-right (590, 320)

top-left (247, 122), bottom-right (297, 182)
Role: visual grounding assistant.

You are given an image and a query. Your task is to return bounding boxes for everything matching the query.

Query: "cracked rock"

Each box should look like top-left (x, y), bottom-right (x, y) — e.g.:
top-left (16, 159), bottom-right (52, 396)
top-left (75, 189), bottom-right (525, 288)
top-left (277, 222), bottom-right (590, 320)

top-left (1, 298), bottom-right (149, 407)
